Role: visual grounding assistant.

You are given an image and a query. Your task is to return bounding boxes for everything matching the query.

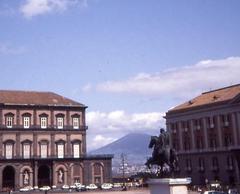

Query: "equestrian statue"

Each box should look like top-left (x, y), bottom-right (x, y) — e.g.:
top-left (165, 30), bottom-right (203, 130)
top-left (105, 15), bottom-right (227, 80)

top-left (145, 128), bottom-right (178, 177)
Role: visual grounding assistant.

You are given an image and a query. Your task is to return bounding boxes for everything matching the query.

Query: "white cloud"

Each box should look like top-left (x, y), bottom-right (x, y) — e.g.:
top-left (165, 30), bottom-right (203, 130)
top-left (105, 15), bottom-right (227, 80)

top-left (86, 110), bottom-right (164, 150)
top-left (20, 0), bottom-right (86, 18)
top-left (96, 57), bottom-right (240, 99)
top-left (82, 83), bottom-right (92, 92)
top-left (0, 43), bottom-right (26, 55)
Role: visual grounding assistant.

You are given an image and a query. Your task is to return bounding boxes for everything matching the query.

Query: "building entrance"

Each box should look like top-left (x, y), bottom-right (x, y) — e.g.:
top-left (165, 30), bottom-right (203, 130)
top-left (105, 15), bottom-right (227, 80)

top-left (38, 165), bottom-right (51, 187)
top-left (2, 166), bottom-right (15, 190)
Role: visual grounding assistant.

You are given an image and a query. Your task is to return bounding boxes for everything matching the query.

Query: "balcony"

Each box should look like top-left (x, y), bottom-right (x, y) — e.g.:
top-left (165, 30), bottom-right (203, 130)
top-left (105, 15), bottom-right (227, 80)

top-left (0, 124), bottom-right (88, 131)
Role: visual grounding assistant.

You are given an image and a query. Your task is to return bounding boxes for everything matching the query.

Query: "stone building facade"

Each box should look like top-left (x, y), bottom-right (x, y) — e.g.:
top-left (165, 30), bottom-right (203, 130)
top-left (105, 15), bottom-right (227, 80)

top-left (165, 84), bottom-right (240, 186)
top-left (0, 90), bottom-right (112, 191)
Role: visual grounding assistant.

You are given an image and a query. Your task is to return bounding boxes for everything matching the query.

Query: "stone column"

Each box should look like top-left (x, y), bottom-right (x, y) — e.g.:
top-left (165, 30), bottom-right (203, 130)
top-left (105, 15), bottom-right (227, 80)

top-left (0, 108), bottom-right (2, 125)
top-left (202, 118), bottom-right (209, 149)
top-left (17, 109), bottom-right (20, 126)
top-left (190, 120), bottom-right (195, 150)
top-left (33, 133), bottom-right (37, 157)
top-left (82, 132), bottom-right (87, 155)
top-left (0, 134), bottom-right (3, 158)
top-left (67, 164), bottom-right (71, 185)
top-left (51, 110), bottom-right (54, 127)
top-left (16, 132), bottom-right (20, 157)
top-left (237, 112), bottom-right (240, 144)
top-left (51, 133), bottom-right (55, 157)
top-left (231, 113), bottom-right (238, 145)
top-left (66, 110), bottom-right (70, 127)
top-left (33, 109), bottom-right (37, 126)
top-left (15, 165), bottom-right (20, 189)
top-left (67, 133), bottom-right (71, 157)
top-left (178, 122), bottom-right (183, 151)
top-left (216, 115), bottom-right (223, 147)
top-left (0, 167), bottom-right (2, 189)
top-left (34, 161), bottom-right (38, 187)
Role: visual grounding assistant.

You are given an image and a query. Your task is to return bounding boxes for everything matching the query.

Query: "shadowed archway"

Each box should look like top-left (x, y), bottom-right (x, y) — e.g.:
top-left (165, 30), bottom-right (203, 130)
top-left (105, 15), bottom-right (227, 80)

top-left (2, 166), bottom-right (15, 190)
top-left (38, 165), bottom-right (50, 187)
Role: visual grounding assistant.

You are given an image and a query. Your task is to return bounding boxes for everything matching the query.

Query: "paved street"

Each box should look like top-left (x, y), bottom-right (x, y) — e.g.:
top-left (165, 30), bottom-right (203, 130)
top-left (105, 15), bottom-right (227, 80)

top-left (1, 188), bottom-right (200, 194)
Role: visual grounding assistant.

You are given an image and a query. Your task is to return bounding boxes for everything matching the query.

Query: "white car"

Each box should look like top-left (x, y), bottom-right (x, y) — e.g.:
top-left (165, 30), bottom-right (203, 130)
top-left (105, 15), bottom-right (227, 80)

top-left (70, 184), bottom-right (77, 189)
top-left (39, 186), bottom-right (51, 191)
top-left (86, 184), bottom-right (98, 190)
top-left (20, 186), bottom-right (33, 192)
top-left (52, 185), bottom-right (57, 189)
top-left (204, 191), bottom-right (227, 194)
top-left (101, 183), bottom-right (113, 190)
top-left (62, 185), bottom-right (70, 190)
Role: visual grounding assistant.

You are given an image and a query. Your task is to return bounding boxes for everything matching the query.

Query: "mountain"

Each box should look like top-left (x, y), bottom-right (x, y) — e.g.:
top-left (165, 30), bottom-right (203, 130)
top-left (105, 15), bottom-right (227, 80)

top-left (89, 133), bottom-right (152, 166)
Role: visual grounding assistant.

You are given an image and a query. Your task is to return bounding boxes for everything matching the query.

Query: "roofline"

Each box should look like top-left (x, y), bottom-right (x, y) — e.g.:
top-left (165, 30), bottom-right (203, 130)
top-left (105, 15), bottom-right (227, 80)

top-left (166, 100), bottom-right (229, 115)
top-left (0, 103), bottom-right (88, 109)
top-left (202, 83), bottom-right (240, 94)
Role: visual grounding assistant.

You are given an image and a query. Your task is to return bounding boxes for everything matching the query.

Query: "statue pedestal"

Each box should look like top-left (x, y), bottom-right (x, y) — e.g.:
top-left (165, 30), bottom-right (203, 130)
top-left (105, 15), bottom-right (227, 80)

top-left (147, 178), bottom-right (191, 194)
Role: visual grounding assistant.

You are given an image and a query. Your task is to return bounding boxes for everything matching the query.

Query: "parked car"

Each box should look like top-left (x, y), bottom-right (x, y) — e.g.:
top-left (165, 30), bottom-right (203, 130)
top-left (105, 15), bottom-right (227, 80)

top-left (62, 185), bottom-right (70, 190)
top-left (39, 186), bottom-right (51, 191)
top-left (204, 191), bottom-right (227, 194)
top-left (52, 185), bottom-right (57, 189)
top-left (113, 183), bottom-right (122, 188)
top-left (76, 184), bottom-right (86, 191)
top-left (228, 189), bottom-right (239, 194)
top-left (86, 184), bottom-right (98, 190)
top-left (101, 183), bottom-right (113, 190)
top-left (19, 186), bottom-right (33, 192)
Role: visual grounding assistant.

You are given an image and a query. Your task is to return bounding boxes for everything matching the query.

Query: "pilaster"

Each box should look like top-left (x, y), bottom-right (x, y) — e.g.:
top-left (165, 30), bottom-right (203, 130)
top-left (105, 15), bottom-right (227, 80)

top-left (51, 133), bottom-right (55, 156)
top-left (202, 118), bottom-right (209, 149)
top-left (33, 133), bottom-right (37, 157)
top-left (190, 120), bottom-right (195, 150)
top-left (231, 113), bottom-right (238, 145)
top-left (17, 109), bottom-right (20, 126)
top-left (16, 132), bottom-right (20, 157)
top-left (0, 108), bottom-right (2, 125)
top-left (178, 122), bottom-right (183, 151)
top-left (216, 115), bottom-right (223, 147)
top-left (67, 133), bottom-right (71, 157)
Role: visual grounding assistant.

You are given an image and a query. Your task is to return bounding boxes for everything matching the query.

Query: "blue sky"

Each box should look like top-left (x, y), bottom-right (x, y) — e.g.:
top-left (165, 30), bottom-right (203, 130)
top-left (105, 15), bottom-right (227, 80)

top-left (1, 0), bottom-right (240, 150)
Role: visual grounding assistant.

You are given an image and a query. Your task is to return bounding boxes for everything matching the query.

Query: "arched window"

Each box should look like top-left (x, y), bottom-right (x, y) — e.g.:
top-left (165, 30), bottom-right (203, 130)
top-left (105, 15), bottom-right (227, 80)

top-left (22, 140), bottom-right (32, 159)
top-left (56, 113), bottom-right (64, 129)
top-left (72, 140), bottom-right (81, 158)
top-left (56, 140), bottom-right (65, 158)
top-left (71, 114), bottom-right (80, 129)
top-left (39, 113), bottom-right (48, 129)
top-left (5, 112), bottom-right (14, 128)
top-left (22, 113), bottom-right (31, 128)
top-left (39, 140), bottom-right (48, 158)
top-left (4, 140), bottom-right (15, 159)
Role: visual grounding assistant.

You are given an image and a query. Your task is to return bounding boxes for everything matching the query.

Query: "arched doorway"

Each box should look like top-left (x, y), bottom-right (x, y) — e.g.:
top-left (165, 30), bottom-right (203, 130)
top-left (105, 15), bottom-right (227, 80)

top-left (2, 166), bottom-right (15, 190)
top-left (38, 165), bottom-right (50, 187)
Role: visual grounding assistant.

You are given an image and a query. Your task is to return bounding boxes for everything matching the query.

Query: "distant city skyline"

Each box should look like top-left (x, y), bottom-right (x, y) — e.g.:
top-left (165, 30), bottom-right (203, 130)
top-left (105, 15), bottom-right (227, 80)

top-left (0, 0), bottom-right (240, 150)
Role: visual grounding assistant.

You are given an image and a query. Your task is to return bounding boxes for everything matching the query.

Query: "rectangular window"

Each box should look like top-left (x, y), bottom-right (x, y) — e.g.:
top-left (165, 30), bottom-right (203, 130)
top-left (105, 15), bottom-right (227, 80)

top-left (40, 144), bottom-right (47, 158)
top-left (6, 144), bottom-right (13, 159)
top-left (23, 117), bottom-right (30, 128)
top-left (73, 118), bottom-right (79, 129)
top-left (57, 144), bottom-right (64, 158)
top-left (57, 117), bottom-right (64, 129)
top-left (40, 117), bottom-right (47, 129)
top-left (73, 143), bottom-right (80, 158)
top-left (23, 144), bottom-right (30, 159)
top-left (6, 117), bottom-right (13, 128)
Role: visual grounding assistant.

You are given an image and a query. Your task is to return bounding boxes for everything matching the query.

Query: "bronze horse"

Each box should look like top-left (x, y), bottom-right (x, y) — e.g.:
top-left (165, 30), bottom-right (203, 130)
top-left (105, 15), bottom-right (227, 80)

top-left (145, 136), bottom-right (178, 175)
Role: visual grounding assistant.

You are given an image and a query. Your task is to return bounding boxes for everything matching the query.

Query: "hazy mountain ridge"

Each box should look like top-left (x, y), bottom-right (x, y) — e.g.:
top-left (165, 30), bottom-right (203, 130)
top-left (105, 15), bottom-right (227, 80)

top-left (89, 133), bottom-right (152, 166)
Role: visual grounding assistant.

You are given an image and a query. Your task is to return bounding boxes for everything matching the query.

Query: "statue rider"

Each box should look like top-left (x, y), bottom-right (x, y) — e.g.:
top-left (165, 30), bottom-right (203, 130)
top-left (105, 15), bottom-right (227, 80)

top-left (153, 128), bottom-right (169, 158)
